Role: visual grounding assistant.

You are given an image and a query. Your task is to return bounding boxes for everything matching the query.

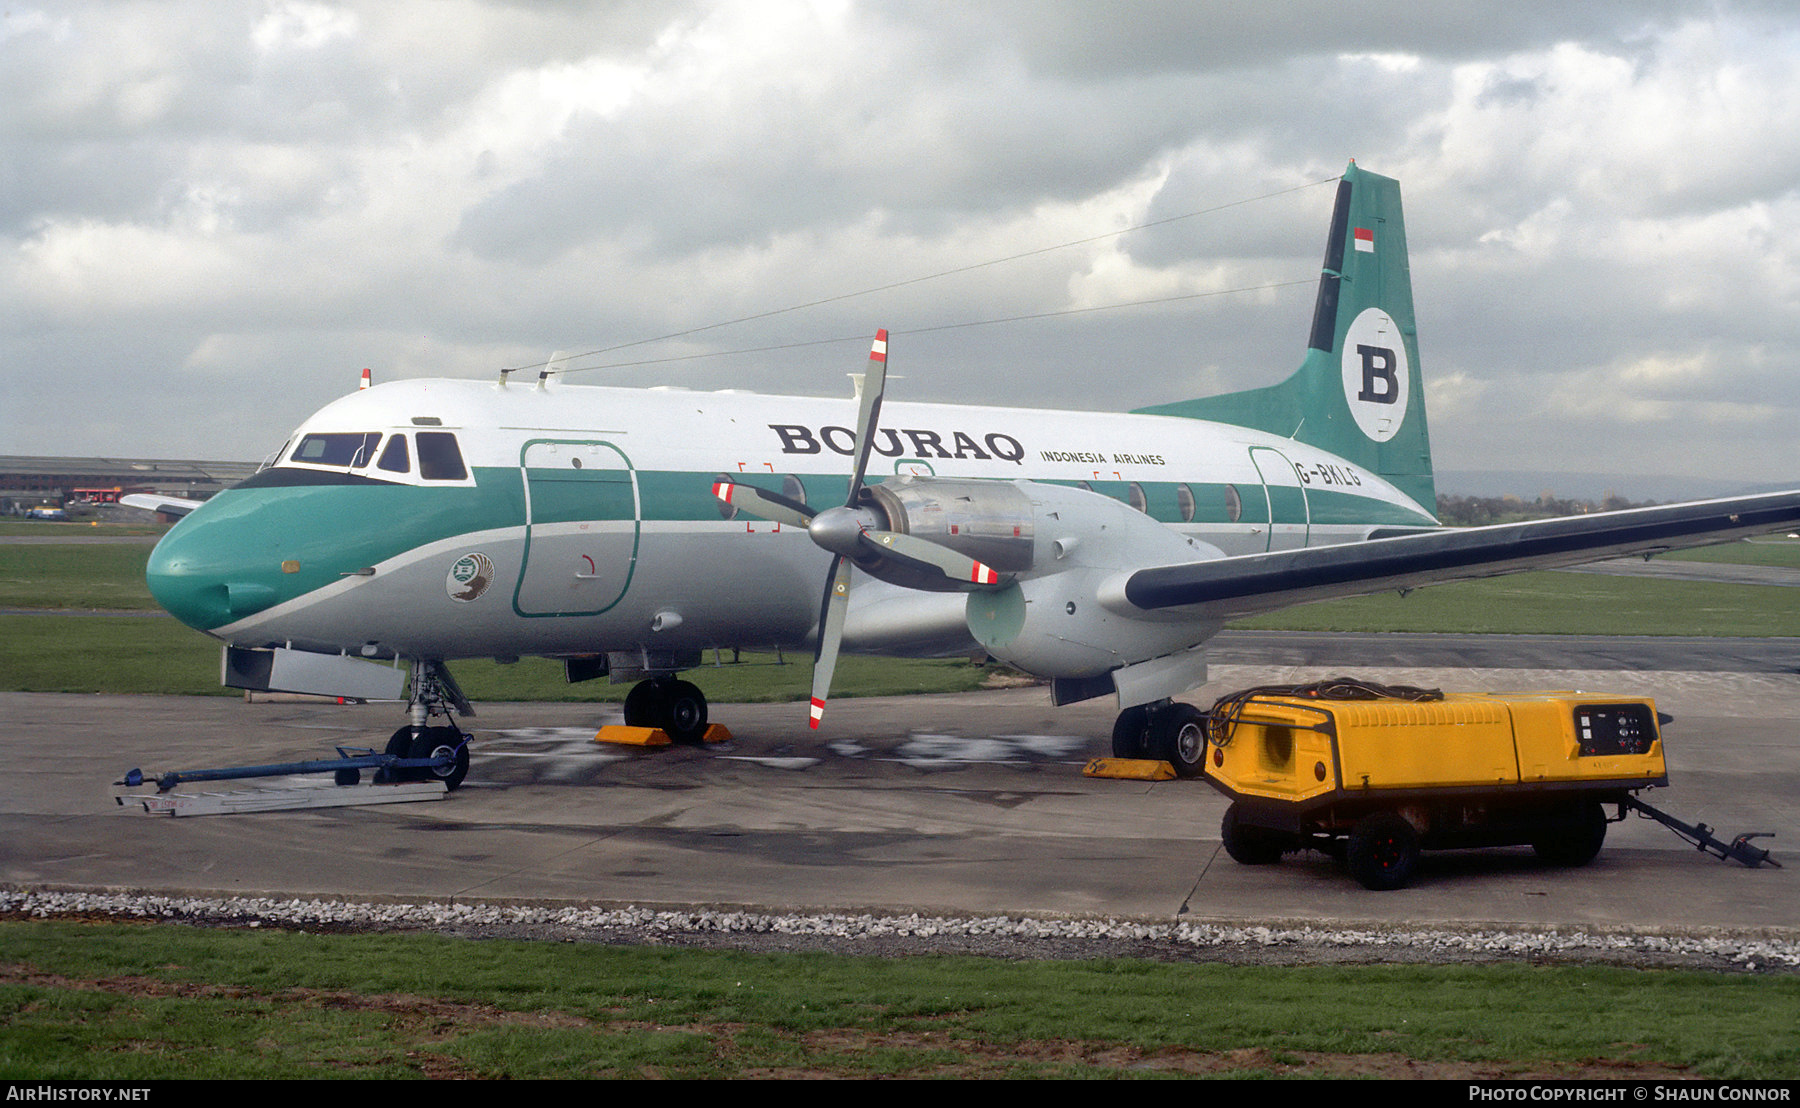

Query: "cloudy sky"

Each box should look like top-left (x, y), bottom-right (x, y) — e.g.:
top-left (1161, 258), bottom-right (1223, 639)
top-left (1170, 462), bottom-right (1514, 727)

top-left (5, 0), bottom-right (1797, 496)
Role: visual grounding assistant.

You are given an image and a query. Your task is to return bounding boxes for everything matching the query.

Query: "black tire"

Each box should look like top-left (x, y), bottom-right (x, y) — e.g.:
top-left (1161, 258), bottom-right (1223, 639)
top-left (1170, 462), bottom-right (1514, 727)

top-left (622, 680), bottom-right (665, 729)
top-left (661, 679), bottom-right (709, 744)
top-left (1111, 705), bottom-right (1151, 759)
top-left (408, 726), bottom-right (471, 791)
top-left (1148, 703), bottom-right (1208, 778)
top-left (1221, 803), bottom-right (1286, 865)
top-left (377, 725), bottom-right (417, 783)
top-left (1346, 813), bottom-right (1420, 891)
top-left (380, 724), bottom-right (470, 789)
top-left (1532, 801), bottom-right (1607, 867)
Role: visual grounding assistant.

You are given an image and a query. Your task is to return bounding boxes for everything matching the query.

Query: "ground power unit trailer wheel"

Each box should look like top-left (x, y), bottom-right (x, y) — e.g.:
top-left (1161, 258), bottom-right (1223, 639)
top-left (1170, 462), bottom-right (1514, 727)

top-left (1201, 685), bottom-right (1669, 891)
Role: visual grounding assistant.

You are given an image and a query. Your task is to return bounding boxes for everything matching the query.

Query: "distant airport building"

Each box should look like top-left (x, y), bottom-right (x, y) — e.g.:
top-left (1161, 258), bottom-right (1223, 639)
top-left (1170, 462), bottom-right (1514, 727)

top-left (0, 456), bottom-right (257, 516)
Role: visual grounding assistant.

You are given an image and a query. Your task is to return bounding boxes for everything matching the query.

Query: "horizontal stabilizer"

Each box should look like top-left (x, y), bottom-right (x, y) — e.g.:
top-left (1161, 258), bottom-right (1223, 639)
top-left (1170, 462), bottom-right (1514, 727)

top-left (1116, 489), bottom-right (1800, 619)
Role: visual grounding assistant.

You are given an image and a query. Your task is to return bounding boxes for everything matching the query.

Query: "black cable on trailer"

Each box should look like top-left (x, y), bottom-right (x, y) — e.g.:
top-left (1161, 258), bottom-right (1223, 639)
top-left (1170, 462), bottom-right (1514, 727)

top-left (1202, 677), bottom-right (1444, 748)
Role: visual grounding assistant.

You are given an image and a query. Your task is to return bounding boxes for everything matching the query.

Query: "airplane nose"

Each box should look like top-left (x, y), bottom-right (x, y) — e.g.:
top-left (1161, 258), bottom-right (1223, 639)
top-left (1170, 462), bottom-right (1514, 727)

top-left (146, 526), bottom-right (231, 634)
top-left (145, 505), bottom-right (282, 633)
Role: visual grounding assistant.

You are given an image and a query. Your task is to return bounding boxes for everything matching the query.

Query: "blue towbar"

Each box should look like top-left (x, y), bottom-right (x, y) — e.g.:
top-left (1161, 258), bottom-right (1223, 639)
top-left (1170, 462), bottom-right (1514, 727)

top-left (118, 743), bottom-right (466, 794)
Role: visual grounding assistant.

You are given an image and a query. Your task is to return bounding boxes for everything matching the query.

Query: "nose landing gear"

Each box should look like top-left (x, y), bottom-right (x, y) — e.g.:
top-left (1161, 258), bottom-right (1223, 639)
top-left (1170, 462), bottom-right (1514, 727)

top-left (378, 660), bottom-right (475, 790)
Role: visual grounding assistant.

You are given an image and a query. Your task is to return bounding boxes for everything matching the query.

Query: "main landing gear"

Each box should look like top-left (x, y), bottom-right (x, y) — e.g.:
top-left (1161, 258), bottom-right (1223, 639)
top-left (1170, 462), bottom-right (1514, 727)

top-left (621, 676), bottom-right (710, 743)
top-left (378, 660), bottom-right (473, 790)
top-left (1111, 698), bottom-right (1208, 778)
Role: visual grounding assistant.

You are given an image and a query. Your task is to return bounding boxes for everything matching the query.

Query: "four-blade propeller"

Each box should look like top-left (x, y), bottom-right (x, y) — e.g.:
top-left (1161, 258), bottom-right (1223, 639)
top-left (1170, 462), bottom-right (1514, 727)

top-left (712, 330), bottom-right (1003, 728)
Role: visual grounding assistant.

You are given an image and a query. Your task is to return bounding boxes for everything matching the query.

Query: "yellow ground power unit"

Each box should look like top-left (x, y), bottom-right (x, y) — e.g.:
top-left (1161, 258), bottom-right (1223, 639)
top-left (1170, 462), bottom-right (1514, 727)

top-left (1201, 683), bottom-right (1668, 890)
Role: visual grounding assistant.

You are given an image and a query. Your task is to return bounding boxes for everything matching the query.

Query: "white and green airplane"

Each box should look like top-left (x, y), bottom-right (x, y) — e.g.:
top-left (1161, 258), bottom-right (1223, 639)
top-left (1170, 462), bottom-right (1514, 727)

top-left (139, 162), bottom-right (1800, 787)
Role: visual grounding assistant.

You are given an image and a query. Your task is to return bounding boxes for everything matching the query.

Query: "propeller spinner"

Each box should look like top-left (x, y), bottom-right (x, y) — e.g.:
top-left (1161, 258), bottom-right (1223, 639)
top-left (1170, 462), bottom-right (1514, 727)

top-left (713, 330), bottom-right (1005, 729)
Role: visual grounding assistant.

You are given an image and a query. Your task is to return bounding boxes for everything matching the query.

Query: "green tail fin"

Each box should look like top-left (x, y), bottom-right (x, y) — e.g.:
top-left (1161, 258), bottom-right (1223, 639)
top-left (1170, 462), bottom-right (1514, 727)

top-left (1135, 161), bottom-right (1436, 513)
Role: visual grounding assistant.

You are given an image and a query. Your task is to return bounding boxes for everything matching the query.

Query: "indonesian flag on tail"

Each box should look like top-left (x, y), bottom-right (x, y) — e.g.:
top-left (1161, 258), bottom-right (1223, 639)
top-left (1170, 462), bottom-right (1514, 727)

top-left (1353, 227), bottom-right (1375, 253)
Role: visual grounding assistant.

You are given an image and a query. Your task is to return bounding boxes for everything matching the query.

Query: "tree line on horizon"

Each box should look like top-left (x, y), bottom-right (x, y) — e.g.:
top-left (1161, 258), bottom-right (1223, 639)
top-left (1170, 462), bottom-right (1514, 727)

top-left (1435, 491), bottom-right (1655, 527)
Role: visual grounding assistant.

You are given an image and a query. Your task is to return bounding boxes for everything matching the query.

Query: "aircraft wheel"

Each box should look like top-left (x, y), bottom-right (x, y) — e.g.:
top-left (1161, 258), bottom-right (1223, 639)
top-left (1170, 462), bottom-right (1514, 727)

top-left (409, 726), bottom-right (471, 791)
top-left (1148, 703), bottom-right (1207, 778)
top-left (661, 680), bottom-right (709, 744)
top-left (1532, 801), bottom-right (1607, 867)
top-left (378, 724), bottom-right (471, 789)
top-left (377, 725), bottom-right (418, 783)
top-left (1221, 803), bottom-right (1285, 865)
top-left (1346, 812), bottom-right (1420, 891)
top-left (622, 680), bottom-right (665, 729)
top-left (1110, 705), bottom-right (1151, 758)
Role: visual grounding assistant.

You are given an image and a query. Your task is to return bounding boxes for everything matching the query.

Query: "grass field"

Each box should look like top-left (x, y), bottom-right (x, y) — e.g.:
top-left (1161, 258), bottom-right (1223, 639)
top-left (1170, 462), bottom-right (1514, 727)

top-left (4, 537), bottom-right (1798, 697)
top-left (3, 920), bottom-right (1796, 1079)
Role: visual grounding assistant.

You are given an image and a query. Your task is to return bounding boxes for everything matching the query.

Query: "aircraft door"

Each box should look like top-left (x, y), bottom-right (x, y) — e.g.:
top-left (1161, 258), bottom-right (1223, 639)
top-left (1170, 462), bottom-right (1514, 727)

top-left (514, 440), bottom-right (639, 617)
top-left (1249, 446), bottom-right (1311, 552)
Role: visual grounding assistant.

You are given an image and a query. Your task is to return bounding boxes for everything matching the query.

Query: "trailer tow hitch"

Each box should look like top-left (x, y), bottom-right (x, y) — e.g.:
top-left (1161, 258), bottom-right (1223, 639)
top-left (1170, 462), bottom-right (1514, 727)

top-left (1622, 796), bottom-right (1781, 868)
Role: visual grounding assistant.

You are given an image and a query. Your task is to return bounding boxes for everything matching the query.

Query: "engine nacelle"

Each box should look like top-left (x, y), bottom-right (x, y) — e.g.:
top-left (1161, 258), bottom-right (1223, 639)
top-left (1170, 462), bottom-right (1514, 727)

top-left (962, 481), bottom-right (1224, 678)
top-left (846, 477), bottom-right (1039, 592)
top-left (867, 477), bottom-right (1037, 571)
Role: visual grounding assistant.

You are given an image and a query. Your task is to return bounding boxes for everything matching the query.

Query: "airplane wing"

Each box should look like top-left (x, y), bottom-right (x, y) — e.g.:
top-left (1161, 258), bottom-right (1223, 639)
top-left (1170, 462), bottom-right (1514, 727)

top-left (120, 493), bottom-right (206, 519)
top-left (1110, 488), bottom-right (1800, 621)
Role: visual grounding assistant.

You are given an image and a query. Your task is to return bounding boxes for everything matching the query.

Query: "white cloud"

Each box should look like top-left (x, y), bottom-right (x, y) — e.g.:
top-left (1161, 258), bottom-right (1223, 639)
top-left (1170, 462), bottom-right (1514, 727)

top-left (3, 0), bottom-right (1797, 494)
top-left (252, 2), bottom-right (360, 54)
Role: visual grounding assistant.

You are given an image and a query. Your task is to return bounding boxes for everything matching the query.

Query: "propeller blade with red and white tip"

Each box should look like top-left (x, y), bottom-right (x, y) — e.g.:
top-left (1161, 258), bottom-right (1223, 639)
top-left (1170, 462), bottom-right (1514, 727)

top-left (712, 481), bottom-right (815, 528)
top-left (779, 327), bottom-right (1005, 731)
top-left (805, 330), bottom-right (893, 732)
top-left (859, 530), bottom-right (1003, 585)
top-left (809, 555), bottom-right (854, 729)
top-left (845, 329), bottom-right (888, 501)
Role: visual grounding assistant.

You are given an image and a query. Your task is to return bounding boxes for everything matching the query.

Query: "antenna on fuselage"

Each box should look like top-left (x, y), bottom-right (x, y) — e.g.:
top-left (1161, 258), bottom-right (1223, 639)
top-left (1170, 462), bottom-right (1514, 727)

top-left (847, 371), bottom-right (902, 402)
top-left (500, 351), bottom-right (569, 388)
top-left (537, 350), bottom-right (569, 390)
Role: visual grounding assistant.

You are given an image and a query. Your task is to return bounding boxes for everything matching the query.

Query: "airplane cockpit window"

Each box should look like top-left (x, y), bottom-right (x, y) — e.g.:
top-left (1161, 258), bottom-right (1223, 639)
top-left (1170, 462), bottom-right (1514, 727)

top-left (377, 434), bottom-right (411, 474)
top-left (293, 432), bottom-right (382, 468)
top-left (416, 431), bottom-right (468, 481)
top-left (258, 439), bottom-right (292, 473)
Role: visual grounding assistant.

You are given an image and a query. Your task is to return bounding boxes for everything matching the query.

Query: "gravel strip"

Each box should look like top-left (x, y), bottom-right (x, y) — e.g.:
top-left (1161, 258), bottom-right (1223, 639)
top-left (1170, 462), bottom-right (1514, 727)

top-left (6, 889), bottom-right (1798, 973)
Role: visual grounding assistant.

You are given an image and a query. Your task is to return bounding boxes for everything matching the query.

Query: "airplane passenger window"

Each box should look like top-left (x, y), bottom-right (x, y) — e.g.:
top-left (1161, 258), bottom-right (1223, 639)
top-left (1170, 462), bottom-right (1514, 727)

top-left (1225, 484), bottom-right (1242, 523)
top-left (1128, 482), bottom-right (1147, 513)
top-left (293, 432), bottom-right (381, 468)
top-left (416, 432), bottom-right (467, 481)
top-left (377, 434), bottom-right (411, 474)
top-left (783, 474), bottom-right (807, 506)
top-left (1176, 484), bottom-right (1196, 522)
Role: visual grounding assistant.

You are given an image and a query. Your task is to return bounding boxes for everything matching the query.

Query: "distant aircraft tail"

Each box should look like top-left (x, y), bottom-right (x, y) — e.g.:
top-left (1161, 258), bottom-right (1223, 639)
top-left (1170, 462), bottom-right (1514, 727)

top-left (1136, 161), bottom-right (1436, 514)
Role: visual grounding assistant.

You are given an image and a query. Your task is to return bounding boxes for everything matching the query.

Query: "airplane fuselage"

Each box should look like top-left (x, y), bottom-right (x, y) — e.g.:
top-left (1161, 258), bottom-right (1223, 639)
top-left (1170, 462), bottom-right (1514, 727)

top-left (146, 376), bottom-right (1437, 671)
